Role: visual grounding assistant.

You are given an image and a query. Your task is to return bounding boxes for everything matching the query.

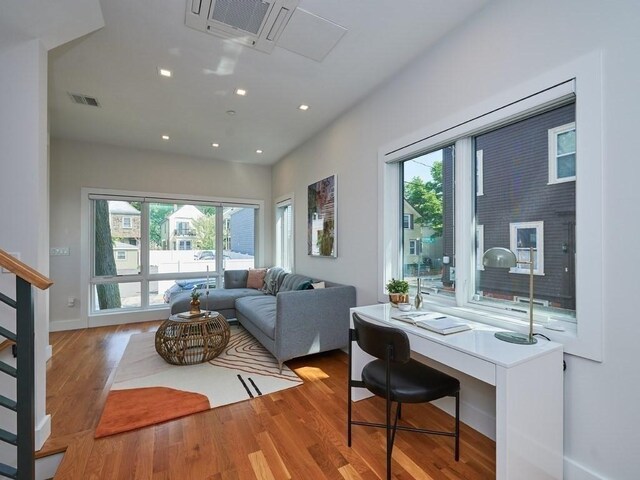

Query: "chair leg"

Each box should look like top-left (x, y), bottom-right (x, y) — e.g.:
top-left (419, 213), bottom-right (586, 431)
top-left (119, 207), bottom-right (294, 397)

top-left (397, 402), bottom-right (402, 420)
top-left (386, 396), bottom-right (392, 480)
top-left (454, 391), bottom-right (460, 461)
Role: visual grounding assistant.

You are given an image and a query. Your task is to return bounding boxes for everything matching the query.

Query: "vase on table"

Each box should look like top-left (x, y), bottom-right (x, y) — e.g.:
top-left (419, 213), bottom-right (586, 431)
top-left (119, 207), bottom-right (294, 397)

top-left (189, 300), bottom-right (201, 314)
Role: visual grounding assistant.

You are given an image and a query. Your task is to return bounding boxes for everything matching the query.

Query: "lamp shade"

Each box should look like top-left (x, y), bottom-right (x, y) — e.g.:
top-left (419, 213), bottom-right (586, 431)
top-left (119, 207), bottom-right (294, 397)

top-left (482, 247), bottom-right (517, 269)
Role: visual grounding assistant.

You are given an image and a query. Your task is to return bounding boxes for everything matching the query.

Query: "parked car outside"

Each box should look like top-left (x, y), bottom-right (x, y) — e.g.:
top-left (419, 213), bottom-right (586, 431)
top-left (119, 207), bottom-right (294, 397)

top-left (193, 250), bottom-right (215, 260)
top-left (163, 278), bottom-right (217, 303)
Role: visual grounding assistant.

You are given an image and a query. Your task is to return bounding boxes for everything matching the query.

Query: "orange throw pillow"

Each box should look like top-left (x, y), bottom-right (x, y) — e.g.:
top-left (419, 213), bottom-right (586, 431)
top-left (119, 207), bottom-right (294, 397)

top-left (247, 268), bottom-right (267, 289)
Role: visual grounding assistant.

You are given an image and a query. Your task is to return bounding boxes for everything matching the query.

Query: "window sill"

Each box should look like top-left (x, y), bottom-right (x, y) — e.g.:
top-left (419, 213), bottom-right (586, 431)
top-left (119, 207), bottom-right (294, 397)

top-left (417, 296), bottom-right (583, 355)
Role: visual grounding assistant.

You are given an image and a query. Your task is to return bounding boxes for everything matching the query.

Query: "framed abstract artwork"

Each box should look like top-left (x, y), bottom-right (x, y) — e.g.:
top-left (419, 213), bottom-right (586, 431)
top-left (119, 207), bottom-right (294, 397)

top-left (307, 174), bottom-right (337, 257)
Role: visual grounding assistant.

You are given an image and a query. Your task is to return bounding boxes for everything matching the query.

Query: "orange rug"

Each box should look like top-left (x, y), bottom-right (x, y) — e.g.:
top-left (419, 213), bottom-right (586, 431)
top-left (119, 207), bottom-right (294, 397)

top-left (95, 326), bottom-right (302, 438)
top-left (95, 387), bottom-right (209, 438)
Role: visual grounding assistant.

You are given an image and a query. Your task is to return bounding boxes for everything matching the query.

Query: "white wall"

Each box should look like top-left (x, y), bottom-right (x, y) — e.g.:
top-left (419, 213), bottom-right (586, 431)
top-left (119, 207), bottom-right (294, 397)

top-left (0, 39), bottom-right (51, 462)
top-left (272, 1), bottom-right (640, 478)
top-left (49, 139), bottom-right (273, 329)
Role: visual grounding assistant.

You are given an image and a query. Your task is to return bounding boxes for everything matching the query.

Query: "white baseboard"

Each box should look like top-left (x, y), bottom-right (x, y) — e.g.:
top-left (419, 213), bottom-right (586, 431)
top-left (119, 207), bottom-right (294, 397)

top-left (35, 414), bottom-right (51, 450)
top-left (49, 318), bottom-right (86, 332)
top-left (88, 308), bottom-right (168, 328)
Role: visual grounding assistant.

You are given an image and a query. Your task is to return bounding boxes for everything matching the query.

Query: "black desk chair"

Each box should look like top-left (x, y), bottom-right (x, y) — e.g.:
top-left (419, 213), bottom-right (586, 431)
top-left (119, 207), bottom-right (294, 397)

top-left (348, 312), bottom-right (460, 480)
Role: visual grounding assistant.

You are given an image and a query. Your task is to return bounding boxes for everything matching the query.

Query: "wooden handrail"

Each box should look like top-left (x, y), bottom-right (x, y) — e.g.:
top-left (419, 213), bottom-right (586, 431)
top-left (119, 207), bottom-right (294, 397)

top-left (0, 249), bottom-right (53, 291)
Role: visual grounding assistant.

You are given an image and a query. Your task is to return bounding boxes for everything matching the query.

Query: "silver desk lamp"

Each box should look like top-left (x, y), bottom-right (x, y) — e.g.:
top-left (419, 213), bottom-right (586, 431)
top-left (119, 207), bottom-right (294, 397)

top-left (482, 247), bottom-right (537, 345)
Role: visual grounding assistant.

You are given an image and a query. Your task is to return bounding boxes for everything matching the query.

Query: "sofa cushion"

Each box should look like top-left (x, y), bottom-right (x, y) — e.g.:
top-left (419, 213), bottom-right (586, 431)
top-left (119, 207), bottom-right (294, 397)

top-left (279, 274), bottom-right (313, 292)
top-left (224, 270), bottom-right (248, 289)
top-left (262, 267), bottom-right (288, 295)
top-left (236, 296), bottom-right (277, 340)
top-left (247, 268), bottom-right (267, 289)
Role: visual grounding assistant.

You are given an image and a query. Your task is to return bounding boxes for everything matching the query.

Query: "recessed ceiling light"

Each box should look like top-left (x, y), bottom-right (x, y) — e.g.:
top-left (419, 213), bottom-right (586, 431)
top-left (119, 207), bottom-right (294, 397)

top-left (226, 110), bottom-right (236, 116)
top-left (235, 88), bottom-right (247, 96)
top-left (161, 135), bottom-right (170, 140)
top-left (212, 143), bottom-right (220, 148)
top-left (298, 104), bottom-right (310, 111)
top-left (158, 68), bottom-right (172, 78)
top-left (256, 149), bottom-right (263, 154)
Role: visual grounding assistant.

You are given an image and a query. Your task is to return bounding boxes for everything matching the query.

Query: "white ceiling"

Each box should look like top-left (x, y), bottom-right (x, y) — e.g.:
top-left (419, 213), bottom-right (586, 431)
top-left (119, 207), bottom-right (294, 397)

top-left (47, 0), bottom-right (490, 166)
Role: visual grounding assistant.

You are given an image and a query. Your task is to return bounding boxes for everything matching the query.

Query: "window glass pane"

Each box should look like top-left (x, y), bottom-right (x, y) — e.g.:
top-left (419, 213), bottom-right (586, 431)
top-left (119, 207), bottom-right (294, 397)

top-left (224, 206), bottom-right (255, 270)
top-left (94, 200), bottom-right (140, 277)
top-left (149, 202), bottom-right (217, 276)
top-left (276, 202), bottom-right (293, 271)
top-left (474, 103), bottom-right (576, 322)
top-left (557, 129), bottom-right (575, 155)
top-left (402, 145), bottom-right (455, 298)
top-left (93, 282), bottom-right (141, 311)
top-left (557, 153), bottom-right (576, 178)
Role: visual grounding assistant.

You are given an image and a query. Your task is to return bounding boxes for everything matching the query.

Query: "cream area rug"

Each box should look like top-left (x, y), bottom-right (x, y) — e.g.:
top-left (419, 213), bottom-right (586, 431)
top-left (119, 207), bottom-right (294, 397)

top-left (95, 325), bottom-right (302, 438)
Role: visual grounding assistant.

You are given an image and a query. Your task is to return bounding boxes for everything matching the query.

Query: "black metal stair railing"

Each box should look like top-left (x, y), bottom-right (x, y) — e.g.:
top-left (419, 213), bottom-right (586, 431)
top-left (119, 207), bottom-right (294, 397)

top-left (0, 250), bottom-right (53, 480)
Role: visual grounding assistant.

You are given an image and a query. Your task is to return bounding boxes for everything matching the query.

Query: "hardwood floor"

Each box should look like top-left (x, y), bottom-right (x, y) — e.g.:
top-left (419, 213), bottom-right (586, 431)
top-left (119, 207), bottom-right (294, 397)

top-left (43, 322), bottom-right (495, 479)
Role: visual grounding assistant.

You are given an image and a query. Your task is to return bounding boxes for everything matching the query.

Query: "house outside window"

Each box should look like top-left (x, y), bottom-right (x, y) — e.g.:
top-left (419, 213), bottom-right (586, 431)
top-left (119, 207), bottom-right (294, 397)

top-left (122, 216), bottom-right (132, 229)
top-left (116, 251), bottom-right (126, 260)
top-left (548, 122), bottom-right (576, 184)
top-left (178, 240), bottom-right (192, 250)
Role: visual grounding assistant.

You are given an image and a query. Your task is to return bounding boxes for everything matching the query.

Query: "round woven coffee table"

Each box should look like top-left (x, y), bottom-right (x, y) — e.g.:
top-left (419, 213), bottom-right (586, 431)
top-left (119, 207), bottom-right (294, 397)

top-left (155, 312), bottom-right (230, 365)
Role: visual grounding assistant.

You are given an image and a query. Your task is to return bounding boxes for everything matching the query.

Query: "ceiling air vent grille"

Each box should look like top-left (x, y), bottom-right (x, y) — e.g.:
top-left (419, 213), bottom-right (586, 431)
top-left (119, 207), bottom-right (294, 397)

top-left (68, 93), bottom-right (101, 107)
top-left (211, 0), bottom-right (269, 35)
top-left (186, 0), bottom-right (299, 54)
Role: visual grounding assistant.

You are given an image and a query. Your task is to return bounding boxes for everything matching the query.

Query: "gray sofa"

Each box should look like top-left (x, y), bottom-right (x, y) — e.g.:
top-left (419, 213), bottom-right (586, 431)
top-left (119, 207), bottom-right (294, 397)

top-left (170, 269), bottom-right (356, 370)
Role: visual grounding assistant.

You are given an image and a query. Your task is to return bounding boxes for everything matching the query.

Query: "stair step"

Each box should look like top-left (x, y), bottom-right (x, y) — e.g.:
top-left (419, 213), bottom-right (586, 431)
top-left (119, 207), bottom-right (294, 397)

top-left (0, 394), bottom-right (17, 412)
top-left (0, 428), bottom-right (17, 446)
top-left (0, 360), bottom-right (17, 378)
top-left (0, 325), bottom-right (16, 342)
top-left (0, 463), bottom-right (17, 479)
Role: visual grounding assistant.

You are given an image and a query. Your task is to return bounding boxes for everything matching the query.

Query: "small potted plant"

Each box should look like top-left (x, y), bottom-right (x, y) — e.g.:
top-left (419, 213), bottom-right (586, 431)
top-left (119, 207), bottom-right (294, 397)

top-left (386, 278), bottom-right (409, 305)
top-left (189, 286), bottom-right (201, 314)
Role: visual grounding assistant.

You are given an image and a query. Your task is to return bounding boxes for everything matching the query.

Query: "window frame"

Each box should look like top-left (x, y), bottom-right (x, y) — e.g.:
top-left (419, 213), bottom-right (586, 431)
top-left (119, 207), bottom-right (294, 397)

top-left (275, 194), bottom-right (294, 272)
top-left (116, 250), bottom-right (126, 260)
top-left (122, 216), bottom-right (132, 229)
top-left (548, 122), bottom-right (576, 184)
top-left (378, 52), bottom-right (604, 361)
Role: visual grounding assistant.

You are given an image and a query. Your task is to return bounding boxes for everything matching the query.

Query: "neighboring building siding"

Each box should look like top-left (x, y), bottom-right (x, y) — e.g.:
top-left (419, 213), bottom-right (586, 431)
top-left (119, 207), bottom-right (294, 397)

top-left (229, 208), bottom-right (255, 255)
top-left (476, 103), bottom-right (576, 308)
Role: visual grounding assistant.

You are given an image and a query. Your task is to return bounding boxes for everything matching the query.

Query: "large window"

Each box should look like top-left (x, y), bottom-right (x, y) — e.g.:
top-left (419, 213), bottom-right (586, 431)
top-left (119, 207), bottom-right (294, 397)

top-left (398, 103), bottom-right (576, 321)
top-left (90, 195), bottom-right (258, 313)
top-left (381, 59), bottom-right (604, 361)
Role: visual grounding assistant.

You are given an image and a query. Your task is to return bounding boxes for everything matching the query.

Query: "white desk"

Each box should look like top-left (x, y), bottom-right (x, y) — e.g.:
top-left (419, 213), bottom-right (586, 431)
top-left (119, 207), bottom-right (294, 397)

top-left (350, 304), bottom-right (564, 480)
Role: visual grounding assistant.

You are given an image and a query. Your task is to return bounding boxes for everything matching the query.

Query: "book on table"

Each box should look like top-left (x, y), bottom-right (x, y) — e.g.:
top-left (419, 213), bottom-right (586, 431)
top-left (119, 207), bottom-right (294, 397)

top-left (391, 312), bottom-right (470, 335)
top-left (176, 311), bottom-right (206, 319)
